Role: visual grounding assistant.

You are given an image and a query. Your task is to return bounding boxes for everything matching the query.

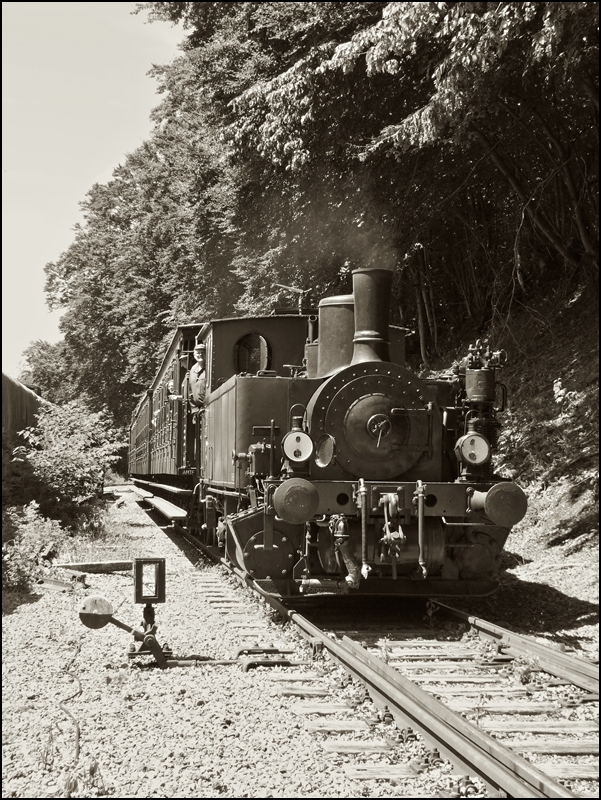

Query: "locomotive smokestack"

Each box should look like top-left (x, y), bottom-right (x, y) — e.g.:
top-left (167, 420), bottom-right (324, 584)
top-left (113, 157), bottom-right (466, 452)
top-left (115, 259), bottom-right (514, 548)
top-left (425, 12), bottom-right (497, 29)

top-left (351, 267), bottom-right (393, 364)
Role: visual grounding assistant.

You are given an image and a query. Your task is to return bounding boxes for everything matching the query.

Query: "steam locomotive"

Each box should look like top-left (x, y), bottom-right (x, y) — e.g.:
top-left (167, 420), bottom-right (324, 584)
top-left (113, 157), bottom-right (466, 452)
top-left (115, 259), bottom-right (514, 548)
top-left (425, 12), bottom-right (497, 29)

top-left (129, 267), bottom-right (527, 597)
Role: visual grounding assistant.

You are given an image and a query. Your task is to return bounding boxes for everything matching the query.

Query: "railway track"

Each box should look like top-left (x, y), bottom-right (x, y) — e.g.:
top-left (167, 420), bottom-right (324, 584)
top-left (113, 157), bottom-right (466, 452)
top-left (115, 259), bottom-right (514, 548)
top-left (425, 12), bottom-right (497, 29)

top-left (234, 575), bottom-right (598, 798)
top-left (144, 504), bottom-right (599, 798)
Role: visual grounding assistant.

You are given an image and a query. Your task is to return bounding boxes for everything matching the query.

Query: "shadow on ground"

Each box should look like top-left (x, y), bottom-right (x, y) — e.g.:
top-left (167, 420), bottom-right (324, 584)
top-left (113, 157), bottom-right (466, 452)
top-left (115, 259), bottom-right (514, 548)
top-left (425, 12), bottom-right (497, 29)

top-left (2, 590), bottom-right (43, 616)
top-left (545, 506), bottom-right (598, 549)
top-left (448, 569), bottom-right (598, 642)
top-left (501, 550), bottom-right (534, 568)
top-left (293, 595), bottom-right (430, 630)
top-left (137, 505), bottom-right (209, 567)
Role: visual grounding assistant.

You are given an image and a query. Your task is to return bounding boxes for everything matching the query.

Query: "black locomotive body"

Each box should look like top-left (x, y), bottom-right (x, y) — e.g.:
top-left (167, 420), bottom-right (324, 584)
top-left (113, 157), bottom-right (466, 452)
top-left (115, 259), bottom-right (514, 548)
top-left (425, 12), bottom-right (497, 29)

top-left (129, 268), bottom-right (527, 597)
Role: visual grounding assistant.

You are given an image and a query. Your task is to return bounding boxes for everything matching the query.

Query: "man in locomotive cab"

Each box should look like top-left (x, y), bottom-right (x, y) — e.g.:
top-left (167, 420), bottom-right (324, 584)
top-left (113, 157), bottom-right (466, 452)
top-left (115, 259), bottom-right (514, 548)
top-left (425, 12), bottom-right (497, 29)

top-left (184, 342), bottom-right (206, 419)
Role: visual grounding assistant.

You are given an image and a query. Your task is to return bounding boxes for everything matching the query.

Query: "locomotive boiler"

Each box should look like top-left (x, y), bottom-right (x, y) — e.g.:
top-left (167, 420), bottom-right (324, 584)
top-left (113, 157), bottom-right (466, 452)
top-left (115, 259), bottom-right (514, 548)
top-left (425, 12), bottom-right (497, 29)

top-left (129, 267), bottom-right (527, 597)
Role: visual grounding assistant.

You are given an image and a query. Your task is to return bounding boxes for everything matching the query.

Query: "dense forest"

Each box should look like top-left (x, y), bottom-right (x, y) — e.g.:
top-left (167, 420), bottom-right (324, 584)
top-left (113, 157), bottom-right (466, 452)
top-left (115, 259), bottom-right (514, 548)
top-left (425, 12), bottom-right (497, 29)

top-left (21, 2), bottom-right (598, 432)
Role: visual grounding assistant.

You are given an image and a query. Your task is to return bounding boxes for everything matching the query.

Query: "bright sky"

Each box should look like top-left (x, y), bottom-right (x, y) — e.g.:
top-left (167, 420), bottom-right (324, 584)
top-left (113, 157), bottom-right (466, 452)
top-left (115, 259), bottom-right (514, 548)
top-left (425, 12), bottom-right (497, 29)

top-left (2, 1), bottom-right (182, 378)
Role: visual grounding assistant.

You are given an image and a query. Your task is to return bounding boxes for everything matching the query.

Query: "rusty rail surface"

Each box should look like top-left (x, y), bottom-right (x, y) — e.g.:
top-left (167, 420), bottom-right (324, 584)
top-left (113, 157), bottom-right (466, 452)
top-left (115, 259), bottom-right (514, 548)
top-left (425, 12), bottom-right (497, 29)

top-left (437, 602), bottom-right (599, 694)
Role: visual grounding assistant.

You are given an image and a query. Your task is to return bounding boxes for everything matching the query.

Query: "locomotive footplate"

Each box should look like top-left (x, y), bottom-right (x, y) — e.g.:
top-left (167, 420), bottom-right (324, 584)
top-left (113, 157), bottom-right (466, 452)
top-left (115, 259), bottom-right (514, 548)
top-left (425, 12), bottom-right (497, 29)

top-left (289, 480), bottom-right (472, 520)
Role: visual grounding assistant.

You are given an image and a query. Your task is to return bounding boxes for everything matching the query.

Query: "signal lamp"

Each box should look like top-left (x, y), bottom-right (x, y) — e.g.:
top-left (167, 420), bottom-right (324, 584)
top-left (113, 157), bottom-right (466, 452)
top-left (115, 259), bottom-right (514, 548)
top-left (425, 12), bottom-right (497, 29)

top-left (282, 430), bottom-right (313, 462)
top-left (455, 432), bottom-right (491, 466)
top-left (134, 558), bottom-right (166, 604)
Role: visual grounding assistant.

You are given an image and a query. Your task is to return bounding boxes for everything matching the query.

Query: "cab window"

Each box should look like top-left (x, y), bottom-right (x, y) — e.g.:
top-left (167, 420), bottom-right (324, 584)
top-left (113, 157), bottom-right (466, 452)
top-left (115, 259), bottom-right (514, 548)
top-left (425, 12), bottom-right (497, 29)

top-left (234, 333), bottom-right (271, 373)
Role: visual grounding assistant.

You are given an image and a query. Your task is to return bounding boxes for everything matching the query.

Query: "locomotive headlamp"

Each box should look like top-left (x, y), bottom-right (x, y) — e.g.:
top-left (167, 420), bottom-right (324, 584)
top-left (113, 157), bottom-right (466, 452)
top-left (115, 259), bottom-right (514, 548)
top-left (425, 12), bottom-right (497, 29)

top-left (282, 430), bottom-right (313, 462)
top-left (455, 432), bottom-right (491, 466)
top-left (315, 434), bottom-right (336, 468)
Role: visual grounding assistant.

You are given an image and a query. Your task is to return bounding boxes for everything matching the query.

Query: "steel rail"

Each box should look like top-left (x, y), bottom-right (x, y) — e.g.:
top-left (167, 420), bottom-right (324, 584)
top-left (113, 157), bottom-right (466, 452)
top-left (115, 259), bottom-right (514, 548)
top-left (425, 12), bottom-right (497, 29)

top-left (306, 626), bottom-right (575, 797)
top-left (227, 564), bottom-right (576, 799)
top-left (171, 533), bottom-right (585, 798)
top-left (437, 602), bottom-right (599, 693)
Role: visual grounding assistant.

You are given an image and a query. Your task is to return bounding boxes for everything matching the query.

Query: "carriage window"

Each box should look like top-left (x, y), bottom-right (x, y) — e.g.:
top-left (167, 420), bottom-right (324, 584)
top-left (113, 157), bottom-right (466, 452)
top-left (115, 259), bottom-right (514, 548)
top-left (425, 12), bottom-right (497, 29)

top-left (234, 333), bottom-right (271, 373)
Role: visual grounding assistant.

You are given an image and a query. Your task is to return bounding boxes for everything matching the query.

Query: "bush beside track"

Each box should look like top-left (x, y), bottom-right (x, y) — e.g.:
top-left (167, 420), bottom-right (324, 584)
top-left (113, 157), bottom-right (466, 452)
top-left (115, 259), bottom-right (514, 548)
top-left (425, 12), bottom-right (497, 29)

top-left (2, 389), bottom-right (124, 592)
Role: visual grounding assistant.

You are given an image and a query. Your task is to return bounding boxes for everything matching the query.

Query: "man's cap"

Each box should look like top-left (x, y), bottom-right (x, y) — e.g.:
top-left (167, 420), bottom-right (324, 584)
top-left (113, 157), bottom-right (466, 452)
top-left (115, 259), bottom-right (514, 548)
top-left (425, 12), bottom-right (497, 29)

top-left (194, 342), bottom-right (206, 352)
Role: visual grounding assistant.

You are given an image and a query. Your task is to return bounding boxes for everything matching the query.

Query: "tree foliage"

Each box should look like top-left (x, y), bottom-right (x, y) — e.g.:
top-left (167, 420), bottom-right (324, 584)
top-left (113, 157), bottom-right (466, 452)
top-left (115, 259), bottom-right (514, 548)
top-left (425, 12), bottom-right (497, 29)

top-left (27, 2), bottom-right (597, 427)
top-left (2, 503), bottom-right (65, 591)
top-left (19, 340), bottom-right (75, 406)
top-left (12, 402), bottom-right (125, 525)
top-left (229, 2), bottom-right (598, 296)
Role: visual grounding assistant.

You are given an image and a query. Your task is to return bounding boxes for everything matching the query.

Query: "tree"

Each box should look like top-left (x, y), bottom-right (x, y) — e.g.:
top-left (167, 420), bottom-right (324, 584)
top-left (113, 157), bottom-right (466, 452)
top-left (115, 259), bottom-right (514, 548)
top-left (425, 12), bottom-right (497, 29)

top-left (19, 340), bottom-right (75, 406)
top-left (13, 401), bottom-right (125, 525)
top-left (34, 3), bottom-right (598, 418)
top-left (225, 2), bottom-right (598, 356)
top-left (232, 3), bottom-right (598, 274)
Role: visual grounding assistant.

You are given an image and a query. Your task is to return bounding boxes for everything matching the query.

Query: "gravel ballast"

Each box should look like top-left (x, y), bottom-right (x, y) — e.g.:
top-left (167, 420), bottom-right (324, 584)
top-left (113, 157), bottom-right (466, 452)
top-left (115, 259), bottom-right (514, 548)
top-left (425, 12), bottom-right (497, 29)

top-left (3, 488), bottom-right (470, 799)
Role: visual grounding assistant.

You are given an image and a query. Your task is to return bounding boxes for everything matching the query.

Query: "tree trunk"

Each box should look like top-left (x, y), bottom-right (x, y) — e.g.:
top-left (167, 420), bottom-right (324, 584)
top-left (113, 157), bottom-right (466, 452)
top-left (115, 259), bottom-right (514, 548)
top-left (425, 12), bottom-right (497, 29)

top-left (427, 280), bottom-right (439, 355)
top-left (415, 286), bottom-right (429, 367)
top-left (528, 107), bottom-right (597, 263)
top-left (396, 264), bottom-right (406, 325)
top-left (582, 77), bottom-right (599, 113)
top-left (472, 127), bottom-right (584, 270)
top-left (418, 245), bottom-right (439, 355)
top-left (407, 258), bottom-right (430, 367)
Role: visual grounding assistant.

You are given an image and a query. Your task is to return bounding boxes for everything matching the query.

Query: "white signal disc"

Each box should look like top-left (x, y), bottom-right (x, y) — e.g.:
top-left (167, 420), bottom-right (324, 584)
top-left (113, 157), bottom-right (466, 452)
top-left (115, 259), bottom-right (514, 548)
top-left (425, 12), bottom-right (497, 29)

top-left (283, 431), bottom-right (313, 462)
top-left (456, 433), bottom-right (490, 465)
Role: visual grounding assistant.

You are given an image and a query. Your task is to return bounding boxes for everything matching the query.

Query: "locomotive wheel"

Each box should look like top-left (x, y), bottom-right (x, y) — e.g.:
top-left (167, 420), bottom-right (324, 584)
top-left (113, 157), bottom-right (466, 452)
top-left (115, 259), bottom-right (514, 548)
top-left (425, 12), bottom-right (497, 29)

top-left (453, 530), bottom-right (503, 578)
top-left (307, 363), bottom-right (432, 479)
